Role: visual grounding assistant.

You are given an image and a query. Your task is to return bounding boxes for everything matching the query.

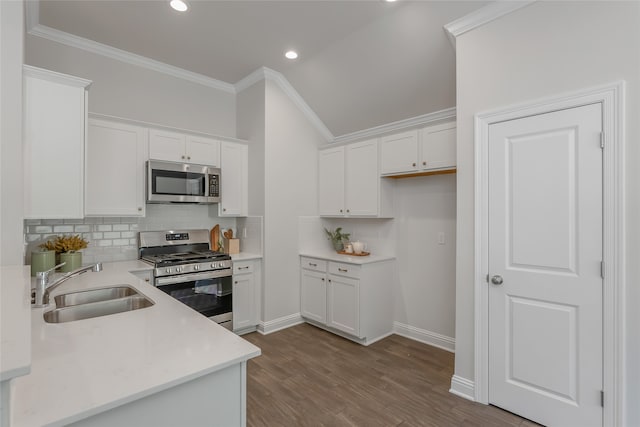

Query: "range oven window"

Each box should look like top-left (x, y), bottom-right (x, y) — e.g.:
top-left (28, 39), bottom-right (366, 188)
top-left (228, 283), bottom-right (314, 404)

top-left (156, 275), bottom-right (232, 318)
top-left (152, 169), bottom-right (206, 197)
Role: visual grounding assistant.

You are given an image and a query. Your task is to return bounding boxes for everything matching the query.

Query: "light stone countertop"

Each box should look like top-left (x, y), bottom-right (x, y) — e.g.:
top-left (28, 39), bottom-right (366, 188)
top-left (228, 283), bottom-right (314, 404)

top-left (299, 251), bottom-right (396, 265)
top-left (230, 252), bottom-right (262, 262)
top-left (9, 260), bottom-right (260, 427)
top-left (0, 265), bottom-right (32, 382)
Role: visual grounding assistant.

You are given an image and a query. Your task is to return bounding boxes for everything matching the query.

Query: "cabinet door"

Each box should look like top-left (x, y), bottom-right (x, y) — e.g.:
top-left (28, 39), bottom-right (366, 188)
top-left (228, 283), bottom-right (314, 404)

top-left (345, 139), bottom-right (378, 216)
top-left (219, 142), bottom-right (248, 216)
top-left (380, 130), bottom-right (419, 175)
top-left (86, 119), bottom-right (148, 216)
top-left (300, 269), bottom-right (327, 324)
top-left (148, 129), bottom-right (185, 162)
top-left (233, 270), bottom-right (255, 331)
top-left (327, 275), bottom-right (360, 337)
top-left (186, 135), bottom-right (220, 166)
top-left (23, 69), bottom-right (89, 219)
top-left (420, 122), bottom-right (456, 170)
top-left (318, 146), bottom-right (345, 216)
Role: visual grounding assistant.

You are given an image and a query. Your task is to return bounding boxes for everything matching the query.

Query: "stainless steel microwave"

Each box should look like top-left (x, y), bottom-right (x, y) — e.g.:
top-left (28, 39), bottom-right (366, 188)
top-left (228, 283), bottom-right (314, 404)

top-left (146, 160), bottom-right (220, 204)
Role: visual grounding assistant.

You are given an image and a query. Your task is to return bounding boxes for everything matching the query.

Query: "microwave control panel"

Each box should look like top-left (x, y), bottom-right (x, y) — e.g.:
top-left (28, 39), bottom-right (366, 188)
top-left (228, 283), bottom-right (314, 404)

top-left (209, 174), bottom-right (220, 197)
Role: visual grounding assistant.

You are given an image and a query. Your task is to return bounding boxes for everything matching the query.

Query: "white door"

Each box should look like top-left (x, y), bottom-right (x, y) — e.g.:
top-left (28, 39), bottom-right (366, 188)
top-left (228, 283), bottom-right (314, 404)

top-left (488, 103), bottom-right (603, 426)
top-left (186, 135), bottom-right (220, 166)
top-left (327, 275), bottom-right (360, 337)
top-left (233, 272), bottom-right (254, 331)
top-left (219, 142), bottom-right (247, 216)
top-left (345, 139), bottom-right (378, 216)
top-left (318, 146), bottom-right (345, 216)
top-left (148, 129), bottom-right (185, 162)
top-left (300, 269), bottom-right (327, 324)
top-left (379, 130), bottom-right (419, 175)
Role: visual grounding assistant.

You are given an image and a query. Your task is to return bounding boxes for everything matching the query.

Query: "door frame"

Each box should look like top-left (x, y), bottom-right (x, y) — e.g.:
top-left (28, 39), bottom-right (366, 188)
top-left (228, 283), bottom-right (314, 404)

top-left (473, 81), bottom-right (625, 426)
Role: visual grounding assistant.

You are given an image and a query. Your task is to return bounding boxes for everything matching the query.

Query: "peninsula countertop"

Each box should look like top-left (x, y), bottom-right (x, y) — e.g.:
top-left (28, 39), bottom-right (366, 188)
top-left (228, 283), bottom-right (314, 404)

top-left (9, 260), bottom-right (261, 427)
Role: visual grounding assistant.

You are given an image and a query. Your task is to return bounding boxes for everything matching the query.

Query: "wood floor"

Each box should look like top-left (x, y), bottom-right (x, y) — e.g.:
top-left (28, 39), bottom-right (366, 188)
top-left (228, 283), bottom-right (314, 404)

top-left (243, 323), bottom-right (539, 427)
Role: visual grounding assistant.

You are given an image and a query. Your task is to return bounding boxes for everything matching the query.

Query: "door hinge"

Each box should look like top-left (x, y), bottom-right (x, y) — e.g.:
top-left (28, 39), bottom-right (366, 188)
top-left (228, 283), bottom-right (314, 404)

top-left (600, 132), bottom-right (605, 149)
top-left (601, 261), bottom-right (605, 279)
top-left (601, 390), bottom-right (604, 407)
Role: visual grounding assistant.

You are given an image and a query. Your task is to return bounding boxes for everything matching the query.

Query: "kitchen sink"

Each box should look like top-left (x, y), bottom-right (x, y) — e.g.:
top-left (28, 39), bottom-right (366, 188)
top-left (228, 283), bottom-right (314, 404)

top-left (53, 285), bottom-right (139, 308)
top-left (44, 295), bottom-right (154, 324)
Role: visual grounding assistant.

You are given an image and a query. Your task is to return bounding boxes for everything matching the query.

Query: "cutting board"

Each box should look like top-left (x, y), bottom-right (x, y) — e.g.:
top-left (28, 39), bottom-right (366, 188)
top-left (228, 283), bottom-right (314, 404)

top-left (210, 225), bottom-right (220, 251)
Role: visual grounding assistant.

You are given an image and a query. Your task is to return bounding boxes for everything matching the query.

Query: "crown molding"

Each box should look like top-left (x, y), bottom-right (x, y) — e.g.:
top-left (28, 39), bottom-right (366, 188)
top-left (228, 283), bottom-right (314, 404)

top-left (27, 24), bottom-right (236, 93)
top-left (23, 64), bottom-right (92, 88)
top-left (236, 67), bottom-right (334, 142)
top-left (444, 0), bottom-right (537, 47)
top-left (332, 107), bottom-right (456, 145)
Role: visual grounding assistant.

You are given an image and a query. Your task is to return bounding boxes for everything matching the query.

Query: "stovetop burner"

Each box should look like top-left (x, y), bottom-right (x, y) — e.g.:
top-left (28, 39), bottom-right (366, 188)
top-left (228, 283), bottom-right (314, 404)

top-left (141, 250), bottom-right (230, 267)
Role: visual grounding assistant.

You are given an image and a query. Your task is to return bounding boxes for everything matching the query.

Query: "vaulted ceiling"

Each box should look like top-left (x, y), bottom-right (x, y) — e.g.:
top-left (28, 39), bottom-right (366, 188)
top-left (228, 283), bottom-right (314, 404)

top-left (35, 0), bottom-right (488, 137)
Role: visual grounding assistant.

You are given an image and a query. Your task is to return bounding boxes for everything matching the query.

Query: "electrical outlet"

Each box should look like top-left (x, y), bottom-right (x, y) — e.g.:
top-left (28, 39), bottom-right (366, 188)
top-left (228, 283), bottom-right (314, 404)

top-left (438, 232), bottom-right (445, 245)
top-left (243, 227), bottom-right (247, 238)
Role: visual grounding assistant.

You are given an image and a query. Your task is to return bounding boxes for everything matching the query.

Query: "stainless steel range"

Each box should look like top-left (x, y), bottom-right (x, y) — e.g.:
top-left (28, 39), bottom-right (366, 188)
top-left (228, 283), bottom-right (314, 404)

top-left (139, 229), bottom-right (233, 330)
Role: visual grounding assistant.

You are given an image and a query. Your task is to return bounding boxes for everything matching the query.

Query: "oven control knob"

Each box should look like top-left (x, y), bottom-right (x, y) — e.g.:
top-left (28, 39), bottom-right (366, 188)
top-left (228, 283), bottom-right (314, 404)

top-left (165, 268), bottom-right (172, 274)
top-left (194, 265), bottom-right (199, 271)
top-left (210, 263), bottom-right (216, 268)
top-left (176, 267), bottom-right (182, 273)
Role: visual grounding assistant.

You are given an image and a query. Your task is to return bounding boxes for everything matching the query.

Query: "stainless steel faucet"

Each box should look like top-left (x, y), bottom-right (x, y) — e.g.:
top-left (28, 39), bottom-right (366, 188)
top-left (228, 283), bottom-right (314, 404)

top-left (32, 262), bottom-right (103, 307)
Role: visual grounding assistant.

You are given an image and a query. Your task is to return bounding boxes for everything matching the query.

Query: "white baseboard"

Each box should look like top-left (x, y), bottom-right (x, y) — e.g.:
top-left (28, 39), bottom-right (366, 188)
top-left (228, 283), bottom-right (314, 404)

top-left (393, 322), bottom-right (455, 353)
top-left (449, 375), bottom-right (475, 402)
top-left (257, 313), bottom-right (305, 335)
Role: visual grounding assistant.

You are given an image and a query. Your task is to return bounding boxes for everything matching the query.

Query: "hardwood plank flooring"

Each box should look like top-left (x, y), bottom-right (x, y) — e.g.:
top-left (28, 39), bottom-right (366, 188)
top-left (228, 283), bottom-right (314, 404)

top-left (243, 323), bottom-right (539, 427)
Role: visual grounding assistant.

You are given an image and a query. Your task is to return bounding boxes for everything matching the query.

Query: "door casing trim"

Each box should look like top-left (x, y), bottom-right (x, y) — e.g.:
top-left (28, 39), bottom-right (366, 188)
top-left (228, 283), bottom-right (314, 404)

top-left (473, 81), bottom-right (625, 426)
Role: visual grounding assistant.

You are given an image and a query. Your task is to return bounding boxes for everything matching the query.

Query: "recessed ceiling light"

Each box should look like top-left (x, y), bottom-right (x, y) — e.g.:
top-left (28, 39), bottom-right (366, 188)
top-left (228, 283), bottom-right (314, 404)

top-left (170, 0), bottom-right (188, 12)
top-left (285, 50), bottom-right (299, 60)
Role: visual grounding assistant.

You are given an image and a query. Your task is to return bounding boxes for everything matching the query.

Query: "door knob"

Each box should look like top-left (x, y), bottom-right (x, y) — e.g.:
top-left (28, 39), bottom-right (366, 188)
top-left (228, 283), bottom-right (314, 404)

top-left (491, 275), bottom-right (503, 285)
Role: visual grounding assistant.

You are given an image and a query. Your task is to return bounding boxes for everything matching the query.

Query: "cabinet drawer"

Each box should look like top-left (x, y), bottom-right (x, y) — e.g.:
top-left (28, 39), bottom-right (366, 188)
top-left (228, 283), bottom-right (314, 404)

top-left (300, 257), bottom-right (327, 272)
top-left (233, 262), bottom-right (254, 275)
top-left (328, 262), bottom-right (361, 279)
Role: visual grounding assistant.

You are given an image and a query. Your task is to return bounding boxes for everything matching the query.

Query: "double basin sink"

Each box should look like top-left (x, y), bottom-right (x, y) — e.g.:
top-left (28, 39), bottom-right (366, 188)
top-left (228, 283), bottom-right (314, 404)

top-left (44, 285), bottom-right (154, 324)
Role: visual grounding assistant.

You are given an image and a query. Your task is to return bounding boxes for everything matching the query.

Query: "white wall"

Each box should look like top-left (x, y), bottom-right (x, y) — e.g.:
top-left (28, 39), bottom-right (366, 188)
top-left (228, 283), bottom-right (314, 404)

top-left (454, 2), bottom-right (640, 424)
top-left (263, 80), bottom-right (324, 322)
top-left (393, 174), bottom-right (456, 341)
top-left (25, 35), bottom-right (236, 137)
top-left (237, 81), bottom-right (266, 216)
top-left (0, 0), bottom-right (24, 266)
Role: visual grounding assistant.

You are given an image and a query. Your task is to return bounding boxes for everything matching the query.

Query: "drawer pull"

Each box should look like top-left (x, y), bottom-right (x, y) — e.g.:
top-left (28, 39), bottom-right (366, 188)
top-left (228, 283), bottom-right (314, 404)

top-left (321, 278), bottom-right (325, 281)
top-left (239, 266), bottom-right (249, 270)
top-left (338, 268), bottom-right (348, 273)
top-left (309, 263), bottom-right (317, 267)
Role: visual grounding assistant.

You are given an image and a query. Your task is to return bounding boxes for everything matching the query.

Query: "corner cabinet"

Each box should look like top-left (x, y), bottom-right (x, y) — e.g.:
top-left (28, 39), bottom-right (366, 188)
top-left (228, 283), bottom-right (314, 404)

top-left (233, 259), bottom-right (260, 334)
top-left (300, 256), bottom-right (394, 345)
top-left (219, 142), bottom-right (248, 217)
top-left (149, 128), bottom-right (220, 167)
top-left (380, 122), bottom-right (456, 177)
top-left (23, 66), bottom-right (91, 219)
top-left (85, 118), bottom-right (148, 216)
top-left (318, 139), bottom-right (392, 217)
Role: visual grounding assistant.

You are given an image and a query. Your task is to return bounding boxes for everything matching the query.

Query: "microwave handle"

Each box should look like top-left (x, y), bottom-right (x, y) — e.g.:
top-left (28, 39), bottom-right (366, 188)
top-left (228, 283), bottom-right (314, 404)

top-left (155, 269), bottom-right (231, 286)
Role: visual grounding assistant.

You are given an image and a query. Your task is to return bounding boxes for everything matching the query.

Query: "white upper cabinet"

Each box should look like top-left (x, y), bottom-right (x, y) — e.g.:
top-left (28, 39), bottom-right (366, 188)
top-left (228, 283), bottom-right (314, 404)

top-left (149, 129), bottom-right (220, 166)
top-left (23, 66), bottom-right (91, 219)
top-left (318, 146), bottom-right (345, 216)
top-left (380, 122), bottom-right (456, 177)
top-left (420, 122), bottom-right (456, 171)
top-left (218, 142), bottom-right (248, 217)
top-left (380, 130), bottom-right (419, 175)
top-left (85, 118), bottom-right (148, 216)
top-left (319, 139), bottom-right (392, 218)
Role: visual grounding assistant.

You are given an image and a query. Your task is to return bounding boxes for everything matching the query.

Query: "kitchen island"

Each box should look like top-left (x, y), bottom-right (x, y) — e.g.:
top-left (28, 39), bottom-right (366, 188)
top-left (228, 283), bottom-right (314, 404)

top-left (7, 261), bottom-right (260, 427)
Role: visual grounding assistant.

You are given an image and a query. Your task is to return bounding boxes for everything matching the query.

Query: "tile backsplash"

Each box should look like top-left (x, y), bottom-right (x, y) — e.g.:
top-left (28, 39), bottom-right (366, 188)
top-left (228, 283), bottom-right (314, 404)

top-left (24, 204), bottom-right (242, 265)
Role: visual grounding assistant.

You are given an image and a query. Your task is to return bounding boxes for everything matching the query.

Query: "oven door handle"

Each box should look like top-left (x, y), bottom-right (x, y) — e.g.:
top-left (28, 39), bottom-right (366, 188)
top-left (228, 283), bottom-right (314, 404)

top-left (155, 269), bottom-right (231, 287)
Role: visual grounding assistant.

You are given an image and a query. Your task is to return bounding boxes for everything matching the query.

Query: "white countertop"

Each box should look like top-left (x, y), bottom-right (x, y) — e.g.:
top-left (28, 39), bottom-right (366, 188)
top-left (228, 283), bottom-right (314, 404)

top-left (9, 260), bottom-right (260, 427)
top-left (299, 251), bottom-right (395, 265)
top-left (231, 252), bottom-right (262, 262)
top-left (0, 266), bottom-right (32, 382)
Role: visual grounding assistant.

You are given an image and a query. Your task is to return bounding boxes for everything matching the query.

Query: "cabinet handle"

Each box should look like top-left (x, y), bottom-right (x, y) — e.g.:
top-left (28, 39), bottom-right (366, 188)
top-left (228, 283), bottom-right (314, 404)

top-left (328, 279), bottom-right (332, 283)
top-left (309, 263), bottom-right (317, 267)
top-left (338, 268), bottom-right (348, 273)
top-left (239, 266), bottom-right (249, 270)
top-left (187, 156), bottom-right (191, 160)
top-left (321, 278), bottom-right (325, 281)
top-left (423, 161), bottom-right (427, 166)
top-left (346, 209), bottom-right (350, 213)
top-left (339, 209), bottom-right (343, 213)
top-left (223, 208), bottom-right (227, 212)
top-left (138, 207), bottom-right (142, 211)
top-left (181, 155), bottom-right (186, 160)
top-left (412, 162), bottom-right (416, 167)
top-left (235, 281), bottom-right (238, 284)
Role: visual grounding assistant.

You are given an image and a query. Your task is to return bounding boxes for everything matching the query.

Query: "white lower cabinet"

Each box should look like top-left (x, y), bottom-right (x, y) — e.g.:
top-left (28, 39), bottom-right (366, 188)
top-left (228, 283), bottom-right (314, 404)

top-left (300, 256), bottom-right (394, 345)
top-left (232, 260), bottom-right (259, 333)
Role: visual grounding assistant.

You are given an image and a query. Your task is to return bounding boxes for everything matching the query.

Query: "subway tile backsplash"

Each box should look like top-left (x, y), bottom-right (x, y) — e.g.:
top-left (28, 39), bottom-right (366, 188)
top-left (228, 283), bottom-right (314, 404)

top-left (24, 204), bottom-right (242, 265)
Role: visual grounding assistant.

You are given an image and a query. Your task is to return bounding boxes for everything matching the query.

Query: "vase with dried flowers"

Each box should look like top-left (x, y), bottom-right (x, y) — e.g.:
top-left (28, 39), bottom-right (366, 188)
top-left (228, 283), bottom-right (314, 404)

top-left (40, 235), bottom-right (89, 272)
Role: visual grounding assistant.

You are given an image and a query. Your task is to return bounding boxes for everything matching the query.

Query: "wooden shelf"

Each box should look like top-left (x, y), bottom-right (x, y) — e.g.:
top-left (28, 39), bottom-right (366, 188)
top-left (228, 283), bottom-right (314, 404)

top-left (383, 168), bottom-right (456, 179)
